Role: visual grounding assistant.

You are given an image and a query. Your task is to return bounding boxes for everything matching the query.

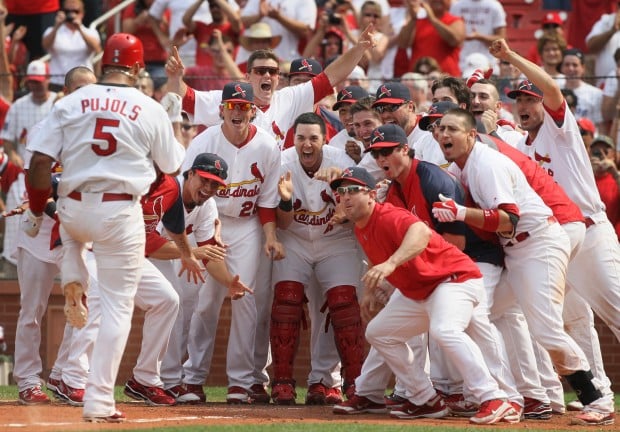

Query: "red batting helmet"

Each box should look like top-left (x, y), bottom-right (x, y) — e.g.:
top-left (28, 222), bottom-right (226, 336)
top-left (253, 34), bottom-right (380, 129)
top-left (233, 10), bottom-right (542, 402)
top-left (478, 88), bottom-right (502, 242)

top-left (102, 33), bottom-right (145, 69)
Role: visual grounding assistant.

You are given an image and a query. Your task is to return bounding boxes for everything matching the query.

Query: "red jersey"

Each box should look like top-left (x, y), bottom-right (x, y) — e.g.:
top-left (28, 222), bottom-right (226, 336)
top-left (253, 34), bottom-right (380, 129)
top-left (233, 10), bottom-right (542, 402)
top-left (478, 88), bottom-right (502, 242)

top-left (407, 13), bottom-right (462, 77)
top-left (193, 21), bottom-right (240, 66)
top-left (355, 202), bottom-right (482, 301)
top-left (480, 133), bottom-right (584, 225)
top-left (6, 0), bottom-right (58, 14)
top-left (596, 172), bottom-right (620, 240)
top-left (142, 174), bottom-right (185, 256)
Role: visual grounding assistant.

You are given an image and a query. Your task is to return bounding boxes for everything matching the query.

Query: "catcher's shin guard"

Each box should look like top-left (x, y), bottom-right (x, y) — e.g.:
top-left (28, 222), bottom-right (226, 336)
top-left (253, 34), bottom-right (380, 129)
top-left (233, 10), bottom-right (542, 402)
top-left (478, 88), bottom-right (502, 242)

top-left (270, 281), bottom-right (305, 380)
top-left (326, 285), bottom-right (365, 387)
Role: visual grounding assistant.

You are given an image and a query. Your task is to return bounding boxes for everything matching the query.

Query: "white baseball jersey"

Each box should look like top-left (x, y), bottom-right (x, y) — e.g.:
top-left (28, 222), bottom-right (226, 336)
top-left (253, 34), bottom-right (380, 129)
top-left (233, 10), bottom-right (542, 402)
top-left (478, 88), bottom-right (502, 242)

top-left (412, 131), bottom-right (449, 167)
top-left (27, 83), bottom-right (185, 197)
top-left (515, 105), bottom-right (605, 218)
top-left (450, 0), bottom-right (506, 71)
top-left (328, 128), bottom-right (364, 154)
top-left (1, 92), bottom-right (57, 160)
top-left (357, 152), bottom-right (386, 183)
top-left (182, 124), bottom-right (281, 217)
top-left (280, 146), bottom-right (354, 243)
top-left (448, 141), bottom-right (553, 246)
top-left (495, 125), bottom-right (523, 147)
top-left (191, 77), bottom-right (322, 149)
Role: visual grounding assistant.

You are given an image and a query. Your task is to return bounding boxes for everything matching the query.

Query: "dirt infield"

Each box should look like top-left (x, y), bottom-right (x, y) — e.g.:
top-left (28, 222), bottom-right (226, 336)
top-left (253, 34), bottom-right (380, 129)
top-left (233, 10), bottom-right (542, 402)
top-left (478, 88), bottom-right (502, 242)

top-left (1, 400), bottom-right (614, 431)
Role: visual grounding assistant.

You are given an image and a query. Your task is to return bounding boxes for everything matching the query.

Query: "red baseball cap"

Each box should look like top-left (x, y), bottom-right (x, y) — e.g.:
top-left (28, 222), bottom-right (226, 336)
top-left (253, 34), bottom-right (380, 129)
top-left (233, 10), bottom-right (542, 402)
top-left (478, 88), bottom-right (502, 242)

top-left (542, 12), bottom-right (563, 26)
top-left (577, 118), bottom-right (596, 135)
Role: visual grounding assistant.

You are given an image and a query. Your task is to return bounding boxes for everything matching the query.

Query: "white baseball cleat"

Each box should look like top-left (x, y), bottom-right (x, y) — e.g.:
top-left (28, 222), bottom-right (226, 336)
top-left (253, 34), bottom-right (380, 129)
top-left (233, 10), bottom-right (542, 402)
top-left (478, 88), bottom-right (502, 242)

top-left (63, 281), bottom-right (87, 328)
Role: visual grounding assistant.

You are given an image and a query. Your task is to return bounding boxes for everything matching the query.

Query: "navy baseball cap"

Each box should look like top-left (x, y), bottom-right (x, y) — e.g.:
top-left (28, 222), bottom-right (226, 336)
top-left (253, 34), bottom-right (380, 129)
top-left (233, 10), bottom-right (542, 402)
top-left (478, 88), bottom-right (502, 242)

top-left (506, 80), bottom-right (543, 99)
top-left (332, 85), bottom-right (369, 110)
top-left (330, 166), bottom-right (377, 190)
top-left (289, 58), bottom-right (322, 76)
top-left (372, 81), bottom-right (411, 106)
top-left (365, 124), bottom-right (408, 152)
top-left (189, 153), bottom-right (228, 187)
top-left (418, 101), bottom-right (459, 131)
top-left (563, 48), bottom-right (585, 64)
top-left (222, 81), bottom-right (254, 103)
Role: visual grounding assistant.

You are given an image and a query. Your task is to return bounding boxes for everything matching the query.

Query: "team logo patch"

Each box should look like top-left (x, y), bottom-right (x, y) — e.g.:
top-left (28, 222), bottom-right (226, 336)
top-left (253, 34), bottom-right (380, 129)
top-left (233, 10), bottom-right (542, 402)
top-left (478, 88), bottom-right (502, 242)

top-left (214, 159), bottom-right (222, 171)
top-left (232, 84), bottom-right (247, 99)
top-left (428, 105), bottom-right (439, 115)
top-left (299, 59), bottom-right (312, 72)
top-left (534, 151), bottom-right (551, 164)
top-left (371, 129), bottom-right (385, 144)
top-left (342, 168), bottom-right (354, 178)
top-left (378, 85), bottom-right (392, 99)
top-left (339, 88), bottom-right (353, 101)
top-left (519, 80), bottom-right (534, 91)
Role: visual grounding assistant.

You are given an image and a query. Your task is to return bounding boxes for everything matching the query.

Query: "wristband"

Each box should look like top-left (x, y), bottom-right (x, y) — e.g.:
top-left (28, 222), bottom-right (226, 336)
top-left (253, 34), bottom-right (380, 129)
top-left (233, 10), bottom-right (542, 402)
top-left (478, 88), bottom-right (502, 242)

top-left (278, 199), bottom-right (293, 212)
top-left (481, 208), bottom-right (500, 232)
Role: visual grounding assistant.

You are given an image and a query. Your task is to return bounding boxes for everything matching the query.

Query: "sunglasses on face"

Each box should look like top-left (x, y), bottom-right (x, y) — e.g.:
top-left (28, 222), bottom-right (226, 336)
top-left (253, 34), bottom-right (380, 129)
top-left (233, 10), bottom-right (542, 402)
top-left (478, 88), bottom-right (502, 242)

top-left (336, 185), bottom-right (369, 195)
top-left (222, 101), bottom-right (253, 111)
top-left (251, 66), bottom-right (279, 76)
top-left (194, 164), bottom-right (227, 180)
top-left (374, 103), bottom-right (404, 114)
top-left (370, 146), bottom-right (399, 159)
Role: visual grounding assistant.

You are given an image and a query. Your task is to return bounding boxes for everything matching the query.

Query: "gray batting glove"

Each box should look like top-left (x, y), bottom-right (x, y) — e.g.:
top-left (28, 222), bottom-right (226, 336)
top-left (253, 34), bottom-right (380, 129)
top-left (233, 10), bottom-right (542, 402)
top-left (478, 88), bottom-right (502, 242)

top-left (160, 92), bottom-right (183, 123)
top-left (21, 208), bottom-right (43, 237)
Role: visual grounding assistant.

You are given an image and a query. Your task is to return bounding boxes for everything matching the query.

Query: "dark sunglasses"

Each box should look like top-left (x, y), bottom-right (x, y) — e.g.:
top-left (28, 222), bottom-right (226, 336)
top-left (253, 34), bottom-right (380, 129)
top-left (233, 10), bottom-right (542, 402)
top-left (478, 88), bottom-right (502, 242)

top-left (251, 66), bottom-right (279, 76)
top-left (374, 103), bottom-right (405, 114)
top-left (193, 164), bottom-right (227, 180)
top-left (370, 146), bottom-right (399, 159)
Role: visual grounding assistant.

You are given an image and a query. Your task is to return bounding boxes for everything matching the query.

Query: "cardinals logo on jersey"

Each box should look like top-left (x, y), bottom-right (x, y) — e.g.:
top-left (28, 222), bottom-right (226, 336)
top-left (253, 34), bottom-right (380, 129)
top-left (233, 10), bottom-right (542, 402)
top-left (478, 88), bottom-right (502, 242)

top-left (320, 189), bottom-right (336, 207)
top-left (534, 151), bottom-right (551, 165)
top-left (298, 59), bottom-right (313, 72)
top-left (232, 84), bottom-right (247, 99)
top-left (338, 88), bottom-right (353, 101)
top-left (371, 129), bottom-right (385, 144)
top-left (250, 162), bottom-right (265, 183)
top-left (143, 195), bottom-right (164, 233)
top-left (377, 85), bottom-right (392, 99)
top-left (272, 121), bottom-right (285, 141)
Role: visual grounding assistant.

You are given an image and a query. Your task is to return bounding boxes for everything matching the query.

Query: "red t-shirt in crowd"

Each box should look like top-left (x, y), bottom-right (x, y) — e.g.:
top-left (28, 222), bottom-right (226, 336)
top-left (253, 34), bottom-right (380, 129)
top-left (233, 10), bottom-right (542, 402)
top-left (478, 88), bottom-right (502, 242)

top-left (355, 202), bottom-right (482, 301)
top-left (121, 7), bottom-right (169, 64)
top-left (407, 13), bottom-right (463, 77)
top-left (6, 0), bottom-right (58, 14)
top-left (596, 171), bottom-right (620, 240)
top-left (192, 21), bottom-right (240, 67)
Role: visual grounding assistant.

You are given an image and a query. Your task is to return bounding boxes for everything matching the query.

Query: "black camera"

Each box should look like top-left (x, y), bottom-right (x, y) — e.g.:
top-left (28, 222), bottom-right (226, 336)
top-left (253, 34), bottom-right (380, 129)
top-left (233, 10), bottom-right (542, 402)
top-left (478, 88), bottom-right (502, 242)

top-left (327, 11), bottom-right (342, 25)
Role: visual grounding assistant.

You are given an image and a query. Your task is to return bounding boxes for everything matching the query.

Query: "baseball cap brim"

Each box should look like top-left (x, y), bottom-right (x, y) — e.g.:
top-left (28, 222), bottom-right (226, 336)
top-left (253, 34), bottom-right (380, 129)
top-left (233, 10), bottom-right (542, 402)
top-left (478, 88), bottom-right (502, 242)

top-left (418, 114), bottom-right (443, 131)
top-left (222, 98), bottom-right (253, 104)
top-left (506, 89), bottom-right (542, 99)
top-left (26, 76), bottom-right (47, 82)
top-left (332, 99), bottom-right (356, 110)
top-left (195, 170), bottom-right (226, 187)
top-left (372, 98), bottom-right (406, 106)
top-left (364, 141), bottom-right (402, 152)
top-left (330, 177), bottom-right (368, 189)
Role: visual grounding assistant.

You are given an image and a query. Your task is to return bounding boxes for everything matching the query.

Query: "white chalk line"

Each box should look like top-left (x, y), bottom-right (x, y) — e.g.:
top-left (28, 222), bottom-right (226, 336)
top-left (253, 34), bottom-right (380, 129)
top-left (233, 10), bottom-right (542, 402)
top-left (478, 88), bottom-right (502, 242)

top-left (3, 415), bottom-right (236, 428)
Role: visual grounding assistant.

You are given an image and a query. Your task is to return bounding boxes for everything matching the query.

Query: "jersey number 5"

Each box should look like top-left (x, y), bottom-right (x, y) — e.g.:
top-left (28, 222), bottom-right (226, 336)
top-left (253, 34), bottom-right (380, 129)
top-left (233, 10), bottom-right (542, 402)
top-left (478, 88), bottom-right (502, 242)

top-left (91, 118), bottom-right (120, 156)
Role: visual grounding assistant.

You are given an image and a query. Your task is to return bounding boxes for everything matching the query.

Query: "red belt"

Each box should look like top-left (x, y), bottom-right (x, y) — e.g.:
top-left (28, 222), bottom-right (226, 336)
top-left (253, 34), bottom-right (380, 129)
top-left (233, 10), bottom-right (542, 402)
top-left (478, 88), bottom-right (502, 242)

top-left (68, 191), bottom-right (134, 202)
top-left (585, 217), bottom-right (595, 228)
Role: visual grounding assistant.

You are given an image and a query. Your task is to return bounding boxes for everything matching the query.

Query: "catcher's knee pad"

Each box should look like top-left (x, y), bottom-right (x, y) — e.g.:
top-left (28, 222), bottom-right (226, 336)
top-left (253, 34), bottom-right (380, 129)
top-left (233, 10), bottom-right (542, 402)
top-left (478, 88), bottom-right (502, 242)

top-left (326, 285), bottom-right (364, 383)
top-left (270, 281), bottom-right (305, 380)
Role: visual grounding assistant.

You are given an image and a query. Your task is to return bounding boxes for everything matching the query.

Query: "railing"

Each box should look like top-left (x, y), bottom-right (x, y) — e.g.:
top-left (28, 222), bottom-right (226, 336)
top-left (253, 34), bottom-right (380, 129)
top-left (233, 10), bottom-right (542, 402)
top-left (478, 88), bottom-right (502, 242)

top-left (39, 0), bottom-right (137, 64)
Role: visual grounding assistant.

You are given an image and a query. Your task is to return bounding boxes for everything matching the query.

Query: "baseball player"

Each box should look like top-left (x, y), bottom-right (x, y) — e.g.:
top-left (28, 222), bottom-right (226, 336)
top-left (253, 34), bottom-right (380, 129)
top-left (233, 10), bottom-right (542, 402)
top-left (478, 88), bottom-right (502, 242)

top-left (432, 108), bottom-right (614, 426)
top-left (24, 33), bottom-right (189, 422)
top-left (330, 167), bottom-right (517, 425)
top-left (156, 153), bottom-right (253, 403)
top-left (179, 81), bottom-right (284, 403)
top-left (490, 38), bottom-right (619, 426)
top-left (328, 85), bottom-right (367, 157)
top-left (270, 112), bottom-right (363, 404)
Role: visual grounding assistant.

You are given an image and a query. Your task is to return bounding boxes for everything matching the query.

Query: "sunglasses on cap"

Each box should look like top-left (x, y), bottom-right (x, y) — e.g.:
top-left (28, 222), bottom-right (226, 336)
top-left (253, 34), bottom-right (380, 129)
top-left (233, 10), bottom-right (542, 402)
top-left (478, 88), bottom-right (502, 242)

top-left (373, 103), bottom-right (405, 114)
top-left (370, 146), bottom-right (400, 159)
top-left (193, 164), bottom-right (227, 180)
top-left (336, 185), bottom-right (369, 195)
top-left (251, 66), bottom-right (279, 76)
top-left (426, 119), bottom-right (440, 132)
top-left (222, 101), bottom-right (253, 111)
